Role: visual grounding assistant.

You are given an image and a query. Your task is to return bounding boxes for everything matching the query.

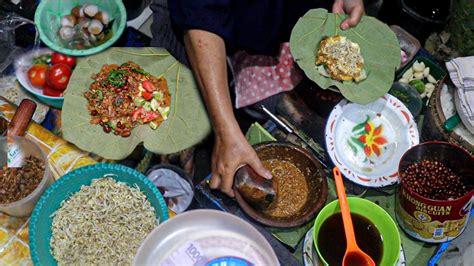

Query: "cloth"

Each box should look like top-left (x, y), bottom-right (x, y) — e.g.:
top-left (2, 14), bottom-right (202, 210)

top-left (167, 0), bottom-right (330, 55)
top-left (446, 56), bottom-right (474, 133)
top-left (231, 42), bottom-right (303, 108)
top-left (150, 0), bottom-right (190, 67)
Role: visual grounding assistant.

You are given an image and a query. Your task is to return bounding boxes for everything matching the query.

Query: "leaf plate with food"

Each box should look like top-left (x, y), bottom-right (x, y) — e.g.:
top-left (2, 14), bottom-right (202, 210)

top-left (61, 48), bottom-right (211, 160)
top-left (290, 9), bottom-right (400, 104)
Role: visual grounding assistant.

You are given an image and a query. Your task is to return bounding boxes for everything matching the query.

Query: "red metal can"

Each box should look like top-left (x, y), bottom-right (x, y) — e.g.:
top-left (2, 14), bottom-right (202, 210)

top-left (396, 141), bottom-right (473, 243)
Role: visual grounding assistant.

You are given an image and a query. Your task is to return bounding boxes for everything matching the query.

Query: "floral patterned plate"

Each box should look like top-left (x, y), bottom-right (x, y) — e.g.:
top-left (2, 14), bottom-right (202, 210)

top-left (303, 228), bottom-right (407, 266)
top-left (325, 94), bottom-right (419, 187)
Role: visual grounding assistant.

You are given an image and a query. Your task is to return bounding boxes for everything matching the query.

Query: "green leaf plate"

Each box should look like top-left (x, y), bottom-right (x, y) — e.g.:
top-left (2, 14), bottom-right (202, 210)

top-left (290, 9), bottom-right (401, 104)
top-left (62, 47), bottom-right (211, 160)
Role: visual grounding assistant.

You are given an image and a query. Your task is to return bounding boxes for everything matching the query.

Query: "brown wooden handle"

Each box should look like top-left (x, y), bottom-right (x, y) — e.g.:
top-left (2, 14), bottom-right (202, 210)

top-left (7, 99), bottom-right (36, 137)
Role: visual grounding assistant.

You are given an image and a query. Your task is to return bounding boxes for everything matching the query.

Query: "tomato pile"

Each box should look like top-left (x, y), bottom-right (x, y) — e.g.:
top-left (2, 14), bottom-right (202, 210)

top-left (27, 52), bottom-right (76, 97)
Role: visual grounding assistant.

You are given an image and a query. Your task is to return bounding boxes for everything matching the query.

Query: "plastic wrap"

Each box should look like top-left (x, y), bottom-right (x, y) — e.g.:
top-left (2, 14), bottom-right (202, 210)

top-left (0, 13), bottom-right (39, 73)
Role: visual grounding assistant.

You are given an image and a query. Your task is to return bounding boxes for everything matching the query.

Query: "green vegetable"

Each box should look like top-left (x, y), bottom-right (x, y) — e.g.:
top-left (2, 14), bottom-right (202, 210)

top-left (33, 54), bottom-right (51, 65)
top-left (390, 90), bottom-right (410, 104)
top-left (150, 99), bottom-right (160, 111)
top-left (158, 106), bottom-right (170, 120)
top-left (409, 80), bottom-right (425, 94)
top-left (95, 90), bottom-right (103, 100)
top-left (149, 122), bottom-right (158, 130)
top-left (134, 97), bottom-right (146, 107)
top-left (107, 121), bottom-right (116, 129)
top-left (153, 91), bottom-right (163, 101)
top-left (107, 69), bottom-right (127, 87)
top-left (132, 68), bottom-right (150, 76)
top-left (143, 102), bottom-right (152, 112)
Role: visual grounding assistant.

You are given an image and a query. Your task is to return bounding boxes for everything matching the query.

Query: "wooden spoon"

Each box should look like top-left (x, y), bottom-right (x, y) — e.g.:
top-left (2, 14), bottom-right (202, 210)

top-left (333, 167), bottom-right (376, 266)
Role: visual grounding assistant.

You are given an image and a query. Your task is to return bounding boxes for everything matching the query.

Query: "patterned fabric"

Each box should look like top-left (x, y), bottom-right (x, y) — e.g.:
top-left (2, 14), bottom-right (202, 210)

top-left (232, 43), bottom-right (303, 108)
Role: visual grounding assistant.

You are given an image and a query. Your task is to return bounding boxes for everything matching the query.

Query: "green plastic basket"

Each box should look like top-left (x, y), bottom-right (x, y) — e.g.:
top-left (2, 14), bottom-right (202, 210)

top-left (29, 163), bottom-right (169, 266)
top-left (34, 0), bottom-right (127, 56)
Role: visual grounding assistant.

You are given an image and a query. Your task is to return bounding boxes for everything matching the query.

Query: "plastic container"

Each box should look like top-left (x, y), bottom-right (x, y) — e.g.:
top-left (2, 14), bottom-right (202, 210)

top-left (15, 48), bottom-right (64, 108)
top-left (397, 141), bottom-right (474, 243)
top-left (0, 136), bottom-right (53, 217)
top-left (390, 25), bottom-right (421, 69)
top-left (34, 0), bottom-right (127, 56)
top-left (313, 198), bottom-right (401, 266)
top-left (29, 163), bottom-right (169, 266)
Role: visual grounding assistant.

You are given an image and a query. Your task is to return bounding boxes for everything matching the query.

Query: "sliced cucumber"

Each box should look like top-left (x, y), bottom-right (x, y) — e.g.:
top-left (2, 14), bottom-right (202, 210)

top-left (149, 121), bottom-right (158, 130)
top-left (134, 97), bottom-right (146, 107)
top-left (158, 106), bottom-right (170, 120)
top-left (150, 99), bottom-right (160, 111)
top-left (153, 91), bottom-right (163, 101)
top-left (143, 102), bottom-right (152, 112)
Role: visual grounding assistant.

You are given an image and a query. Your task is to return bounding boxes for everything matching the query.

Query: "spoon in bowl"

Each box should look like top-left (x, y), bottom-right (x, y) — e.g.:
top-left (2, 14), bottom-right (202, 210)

top-left (333, 167), bottom-right (376, 266)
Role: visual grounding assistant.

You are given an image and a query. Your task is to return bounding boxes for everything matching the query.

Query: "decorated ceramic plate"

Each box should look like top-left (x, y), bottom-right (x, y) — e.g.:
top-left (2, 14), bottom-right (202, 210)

top-left (61, 47), bottom-right (211, 160)
top-left (290, 9), bottom-right (400, 104)
top-left (325, 94), bottom-right (419, 187)
top-left (303, 229), bottom-right (406, 266)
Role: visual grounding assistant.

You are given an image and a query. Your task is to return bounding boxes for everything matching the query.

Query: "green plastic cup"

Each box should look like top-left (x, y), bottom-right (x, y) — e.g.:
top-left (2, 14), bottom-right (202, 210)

top-left (313, 198), bottom-right (401, 265)
top-left (34, 0), bottom-right (126, 56)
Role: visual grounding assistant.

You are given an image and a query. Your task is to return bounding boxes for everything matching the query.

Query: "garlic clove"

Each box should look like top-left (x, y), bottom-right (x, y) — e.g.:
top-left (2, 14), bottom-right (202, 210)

top-left (398, 78), bottom-right (409, 84)
top-left (59, 26), bottom-right (75, 41)
top-left (88, 19), bottom-right (103, 35)
top-left (402, 68), bottom-right (413, 79)
top-left (423, 67), bottom-right (430, 78)
top-left (71, 5), bottom-right (84, 18)
top-left (425, 83), bottom-right (435, 98)
top-left (408, 75), bottom-right (414, 82)
top-left (83, 4), bottom-right (99, 18)
top-left (414, 72), bottom-right (424, 80)
top-left (413, 61), bottom-right (425, 72)
top-left (94, 11), bottom-right (110, 25)
top-left (60, 15), bottom-right (76, 28)
top-left (427, 74), bottom-right (437, 84)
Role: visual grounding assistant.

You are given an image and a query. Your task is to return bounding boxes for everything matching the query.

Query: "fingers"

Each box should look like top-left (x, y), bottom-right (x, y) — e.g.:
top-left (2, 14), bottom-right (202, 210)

top-left (332, 0), bottom-right (345, 14)
top-left (209, 172), bottom-right (221, 189)
top-left (247, 155), bottom-right (272, 180)
top-left (340, 4), bottom-right (364, 30)
top-left (219, 170), bottom-right (235, 197)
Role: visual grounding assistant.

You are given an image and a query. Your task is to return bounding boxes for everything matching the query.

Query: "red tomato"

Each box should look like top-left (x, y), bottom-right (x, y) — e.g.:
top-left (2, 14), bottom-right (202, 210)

top-left (46, 63), bottom-right (72, 91)
top-left (43, 85), bottom-right (63, 97)
top-left (142, 91), bottom-right (153, 101)
top-left (142, 112), bottom-right (159, 123)
top-left (132, 107), bottom-right (145, 121)
top-left (142, 80), bottom-right (157, 92)
top-left (27, 64), bottom-right (48, 87)
top-left (51, 52), bottom-right (76, 68)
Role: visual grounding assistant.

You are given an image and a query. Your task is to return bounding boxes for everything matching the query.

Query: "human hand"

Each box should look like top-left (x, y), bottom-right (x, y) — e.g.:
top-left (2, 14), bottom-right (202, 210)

top-left (332, 0), bottom-right (365, 30)
top-left (209, 131), bottom-right (272, 197)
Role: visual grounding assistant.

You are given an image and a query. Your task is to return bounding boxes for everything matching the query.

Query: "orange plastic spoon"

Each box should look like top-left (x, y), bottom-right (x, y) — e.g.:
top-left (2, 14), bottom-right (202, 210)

top-left (333, 167), bottom-right (376, 266)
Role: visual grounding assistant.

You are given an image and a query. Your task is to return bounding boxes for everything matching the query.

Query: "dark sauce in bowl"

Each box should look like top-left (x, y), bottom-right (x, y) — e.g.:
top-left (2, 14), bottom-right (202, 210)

top-left (317, 212), bottom-right (383, 265)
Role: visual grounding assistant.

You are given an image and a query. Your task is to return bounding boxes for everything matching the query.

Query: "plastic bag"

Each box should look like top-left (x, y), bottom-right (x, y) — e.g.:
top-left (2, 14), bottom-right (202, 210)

top-left (0, 13), bottom-right (39, 73)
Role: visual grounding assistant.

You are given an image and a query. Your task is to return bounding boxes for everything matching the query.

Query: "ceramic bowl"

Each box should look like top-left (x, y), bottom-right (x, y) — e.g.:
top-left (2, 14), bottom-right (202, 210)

top-left (234, 141), bottom-right (328, 228)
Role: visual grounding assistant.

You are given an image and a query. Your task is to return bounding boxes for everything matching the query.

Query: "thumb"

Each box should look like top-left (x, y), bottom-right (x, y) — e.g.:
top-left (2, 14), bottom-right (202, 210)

top-left (248, 156), bottom-right (272, 180)
top-left (340, 6), bottom-right (363, 30)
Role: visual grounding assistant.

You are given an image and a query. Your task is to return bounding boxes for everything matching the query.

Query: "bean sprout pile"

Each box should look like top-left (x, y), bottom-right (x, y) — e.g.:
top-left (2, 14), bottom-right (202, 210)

top-left (50, 177), bottom-right (158, 265)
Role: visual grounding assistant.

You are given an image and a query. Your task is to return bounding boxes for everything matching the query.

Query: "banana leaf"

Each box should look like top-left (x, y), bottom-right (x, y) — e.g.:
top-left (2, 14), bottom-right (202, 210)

top-left (290, 9), bottom-right (400, 104)
top-left (62, 47), bottom-right (211, 160)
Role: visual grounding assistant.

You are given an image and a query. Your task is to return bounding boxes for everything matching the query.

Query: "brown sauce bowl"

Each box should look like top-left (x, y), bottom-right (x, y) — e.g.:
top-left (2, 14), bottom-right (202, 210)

top-left (234, 141), bottom-right (328, 228)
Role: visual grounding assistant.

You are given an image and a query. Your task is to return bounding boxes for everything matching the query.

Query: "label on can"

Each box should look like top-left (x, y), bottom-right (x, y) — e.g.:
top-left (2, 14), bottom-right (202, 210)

top-left (396, 187), bottom-right (472, 243)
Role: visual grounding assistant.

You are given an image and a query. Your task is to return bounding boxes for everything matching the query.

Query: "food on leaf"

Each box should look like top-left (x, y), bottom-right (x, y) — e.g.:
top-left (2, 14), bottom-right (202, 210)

top-left (84, 61), bottom-right (171, 137)
top-left (316, 35), bottom-right (366, 82)
top-left (50, 177), bottom-right (158, 265)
